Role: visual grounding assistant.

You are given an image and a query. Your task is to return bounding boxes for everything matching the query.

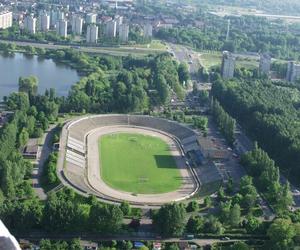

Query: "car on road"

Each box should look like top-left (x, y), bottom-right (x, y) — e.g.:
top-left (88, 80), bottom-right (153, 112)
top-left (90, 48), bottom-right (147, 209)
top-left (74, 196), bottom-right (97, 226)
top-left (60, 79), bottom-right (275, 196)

top-left (221, 237), bottom-right (230, 241)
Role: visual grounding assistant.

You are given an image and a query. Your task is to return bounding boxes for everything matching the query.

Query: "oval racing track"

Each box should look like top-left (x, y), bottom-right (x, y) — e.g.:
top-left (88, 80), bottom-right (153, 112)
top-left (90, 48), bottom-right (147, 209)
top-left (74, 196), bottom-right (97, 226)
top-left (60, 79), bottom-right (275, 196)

top-left (86, 126), bottom-right (196, 205)
top-left (56, 115), bottom-right (201, 207)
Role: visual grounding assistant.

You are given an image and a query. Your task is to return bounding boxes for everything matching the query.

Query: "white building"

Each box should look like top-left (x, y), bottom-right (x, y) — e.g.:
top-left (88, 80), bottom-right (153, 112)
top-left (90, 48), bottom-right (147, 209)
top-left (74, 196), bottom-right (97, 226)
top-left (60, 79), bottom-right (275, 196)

top-left (50, 10), bottom-right (57, 27)
top-left (0, 11), bottom-right (12, 29)
top-left (259, 53), bottom-right (271, 76)
top-left (115, 15), bottom-right (123, 33)
top-left (0, 220), bottom-right (21, 250)
top-left (286, 61), bottom-right (300, 82)
top-left (105, 20), bottom-right (117, 38)
top-left (72, 15), bottom-right (83, 35)
top-left (24, 14), bottom-right (37, 34)
top-left (143, 23), bottom-right (152, 39)
top-left (39, 12), bottom-right (50, 32)
top-left (221, 51), bottom-right (235, 79)
top-left (119, 23), bottom-right (129, 43)
top-left (86, 24), bottom-right (98, 43)
top-left (56, 19), bottom-right (68, 38)
top-left (86, 13), bottom-right (97, 24)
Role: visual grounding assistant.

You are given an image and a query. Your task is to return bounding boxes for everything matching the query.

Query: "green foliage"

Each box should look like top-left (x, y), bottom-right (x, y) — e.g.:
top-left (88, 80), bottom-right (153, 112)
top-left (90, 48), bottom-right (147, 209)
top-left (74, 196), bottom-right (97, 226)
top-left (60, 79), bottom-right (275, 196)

top-left (153, 203), bottom-right (186, 237)
top-left (178, 62), bottom-right (190, 84)
top-left (192, 116), bottom-right (208, 133)
top-left (267, 218), bottom-right (296, 249)
top-left (241, 146), bottom-right (293, 213)
top-left (186, 215), bottom-right (205, 233)
top-left (230, 241), bottom-right (251, 250)
top-left (186, 201), bottom-right (198, 212)
top-left (211, 99), bottom-right (235, 145)
top-left (120, 201), bottom-right (131, 216)
top-left (18, 76), bottom-right (38, 96)
top-left (211, 78), bottom-right (300, 185)
top-left (89, 202), bottom-right (123, 233)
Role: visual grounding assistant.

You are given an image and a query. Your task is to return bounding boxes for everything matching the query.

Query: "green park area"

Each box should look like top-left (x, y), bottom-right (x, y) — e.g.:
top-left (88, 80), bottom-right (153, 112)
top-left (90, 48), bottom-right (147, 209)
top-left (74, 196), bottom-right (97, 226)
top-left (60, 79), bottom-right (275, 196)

top-left (99, 133), bottom-right (181, 194)
top-left (199, 51), bottom-right (259, 70)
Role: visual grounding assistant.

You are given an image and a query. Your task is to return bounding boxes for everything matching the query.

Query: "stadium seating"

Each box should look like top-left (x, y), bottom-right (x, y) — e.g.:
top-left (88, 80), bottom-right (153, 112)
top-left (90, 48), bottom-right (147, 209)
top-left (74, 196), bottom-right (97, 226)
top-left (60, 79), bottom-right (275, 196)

top-left (66, 114), bottom-right (201, 170)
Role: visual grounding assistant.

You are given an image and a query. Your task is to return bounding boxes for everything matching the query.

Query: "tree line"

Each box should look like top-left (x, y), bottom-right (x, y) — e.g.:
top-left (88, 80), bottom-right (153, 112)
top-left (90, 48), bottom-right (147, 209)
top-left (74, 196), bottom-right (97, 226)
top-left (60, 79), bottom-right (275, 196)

top-left (211, 78), bottom-right (300, 184)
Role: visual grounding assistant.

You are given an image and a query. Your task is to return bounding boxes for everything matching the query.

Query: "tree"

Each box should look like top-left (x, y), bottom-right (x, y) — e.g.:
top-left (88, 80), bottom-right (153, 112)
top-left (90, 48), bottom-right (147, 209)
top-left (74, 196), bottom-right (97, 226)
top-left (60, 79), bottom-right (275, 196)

top-left (230, 204), bottom-right (241, 227)
top-left (275, 182), bottom-right (294, 214)
top-left (267, 218), bottom-right (295, 249)
top-left (178, 62), bottom-right (190, 84)
top-left (69, 238), bottom-right (83, 250)
top-left (204, 196), bottom-right (212, 208)
top-left (230, 241), bottom-right (250, 250)
top-left (153, 203), bottom-right (186, 237)
top-left (89, 203), bottom-right (123, 233)
top-left (39, 239), bottom-right (52, 250)
top-left (186, 201), bottom-right (198, 212)
top-left (120, 201), bottom-right (131, 216)
top-left (18, 128), bottom-right (29, 148)
top-left (244, 216), bottom-right (262, 234)
top-left (186, 215), bottom-right (204, 233)
top-left (204, 215), bottom-right (224, 234)
top-left (18, 76), bottom-right (38, 96)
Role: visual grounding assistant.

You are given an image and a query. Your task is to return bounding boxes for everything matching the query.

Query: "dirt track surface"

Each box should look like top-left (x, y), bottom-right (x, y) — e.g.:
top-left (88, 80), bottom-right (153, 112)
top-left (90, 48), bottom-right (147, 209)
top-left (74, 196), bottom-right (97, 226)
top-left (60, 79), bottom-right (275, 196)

top-left (86, 126), bottom-right (196, 205)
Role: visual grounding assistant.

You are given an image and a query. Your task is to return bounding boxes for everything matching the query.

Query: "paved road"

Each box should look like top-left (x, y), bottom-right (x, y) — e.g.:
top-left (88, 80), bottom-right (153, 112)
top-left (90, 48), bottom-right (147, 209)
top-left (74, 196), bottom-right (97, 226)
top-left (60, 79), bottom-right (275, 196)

top-left (14, 231), bottom-right (245, 247)
top-left (32, 125), bottom-right (57, 200)
top-left (167, 43), bottom-right (201, 75)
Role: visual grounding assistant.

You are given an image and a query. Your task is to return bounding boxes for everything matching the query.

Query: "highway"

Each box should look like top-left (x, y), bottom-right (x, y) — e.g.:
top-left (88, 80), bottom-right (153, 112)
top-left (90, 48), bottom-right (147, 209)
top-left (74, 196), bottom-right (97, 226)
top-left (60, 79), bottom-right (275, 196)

top-left (0, 40), bottom-right (165, 57)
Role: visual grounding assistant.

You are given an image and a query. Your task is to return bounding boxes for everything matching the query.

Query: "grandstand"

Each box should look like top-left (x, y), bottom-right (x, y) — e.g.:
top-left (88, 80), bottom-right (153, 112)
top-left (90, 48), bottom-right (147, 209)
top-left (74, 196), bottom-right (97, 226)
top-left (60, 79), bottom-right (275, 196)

top-left (57, 114), bottom-right (222, 206)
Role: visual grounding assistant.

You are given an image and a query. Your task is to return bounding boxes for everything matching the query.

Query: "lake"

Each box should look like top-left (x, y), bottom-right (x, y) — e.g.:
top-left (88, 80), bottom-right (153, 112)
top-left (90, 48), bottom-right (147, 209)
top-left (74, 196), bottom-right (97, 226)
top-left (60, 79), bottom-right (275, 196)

top-left (0, 53), bottom-right (80, 100)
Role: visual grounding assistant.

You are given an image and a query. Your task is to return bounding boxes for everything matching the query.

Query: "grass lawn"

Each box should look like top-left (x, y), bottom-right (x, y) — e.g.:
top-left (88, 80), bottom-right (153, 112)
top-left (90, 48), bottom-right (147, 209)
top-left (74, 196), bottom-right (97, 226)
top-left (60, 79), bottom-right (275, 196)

top-left (200, 52), bottom-right (222, 69)
top-left (99, 133), bottom-right (182, 194)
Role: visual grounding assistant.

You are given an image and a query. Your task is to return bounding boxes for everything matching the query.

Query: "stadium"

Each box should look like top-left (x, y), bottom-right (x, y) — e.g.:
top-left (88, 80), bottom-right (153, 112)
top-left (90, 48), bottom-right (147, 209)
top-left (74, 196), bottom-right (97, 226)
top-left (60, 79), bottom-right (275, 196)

top-left (57, 114), bottom-right (205, 207)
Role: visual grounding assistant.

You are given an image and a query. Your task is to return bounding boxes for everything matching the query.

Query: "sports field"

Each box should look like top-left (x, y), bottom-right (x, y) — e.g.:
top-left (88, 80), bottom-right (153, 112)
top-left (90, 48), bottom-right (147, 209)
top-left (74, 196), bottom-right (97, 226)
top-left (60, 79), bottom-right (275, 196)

top-left (99, 133), bottom-right (182, 194)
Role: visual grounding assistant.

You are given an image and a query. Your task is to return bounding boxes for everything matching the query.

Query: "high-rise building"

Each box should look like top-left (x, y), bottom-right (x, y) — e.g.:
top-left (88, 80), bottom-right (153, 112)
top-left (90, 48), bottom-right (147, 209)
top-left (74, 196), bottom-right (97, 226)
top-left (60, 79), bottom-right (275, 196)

top-left (221, 51), bottom-right (235, 79)
top-left (143, 23), bottom-right (152, 39)
top-left (86, 24), bottom-right (98, 43)
top-left (57, 11), bottom-right (65, 21)
top-left (39, 12), bottom-right (50, 32)
top-left (115, 15), bottom-right (123, 33)
top-left (86, 13), bottom-right (97, 24)
top-left (0, 11), bottom-right (12, 29)
top-left (50, 10), bottom-right (57, 27)
top-left (286, 61), bottom-right (300, 82)
top-left (118, 23), bottom-right (129, 43)
top-left (56, 19), bottom-right (68, 38)
top-left (72, 15), bottom-right (83, 35)
top-left (259, 53), bottom-right (271, 76)
top-left (24, 14), bottom-right (37, 34)
top-left (105, 20), bottom-right (117, 38)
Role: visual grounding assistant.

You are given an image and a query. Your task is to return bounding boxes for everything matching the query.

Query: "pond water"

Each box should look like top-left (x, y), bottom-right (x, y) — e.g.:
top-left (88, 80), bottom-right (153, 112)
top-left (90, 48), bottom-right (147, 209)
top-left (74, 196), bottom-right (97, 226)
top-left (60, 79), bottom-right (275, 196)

top-left (0, 53), bottom-right (80, 100)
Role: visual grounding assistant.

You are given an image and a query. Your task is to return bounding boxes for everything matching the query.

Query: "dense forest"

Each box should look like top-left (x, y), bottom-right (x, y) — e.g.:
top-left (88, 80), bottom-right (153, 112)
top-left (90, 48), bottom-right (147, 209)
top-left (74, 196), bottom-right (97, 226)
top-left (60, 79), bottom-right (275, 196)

top-left (156, 15), bottom-right (300, 60)
top-left (211, 78), bottom-right (300, 183)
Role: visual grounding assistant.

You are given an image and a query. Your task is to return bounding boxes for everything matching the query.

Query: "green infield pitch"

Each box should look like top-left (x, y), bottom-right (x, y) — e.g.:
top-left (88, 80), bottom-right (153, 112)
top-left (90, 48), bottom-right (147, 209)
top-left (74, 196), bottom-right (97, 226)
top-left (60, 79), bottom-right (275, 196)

top-left (99, 133), bottom-right (182, 194)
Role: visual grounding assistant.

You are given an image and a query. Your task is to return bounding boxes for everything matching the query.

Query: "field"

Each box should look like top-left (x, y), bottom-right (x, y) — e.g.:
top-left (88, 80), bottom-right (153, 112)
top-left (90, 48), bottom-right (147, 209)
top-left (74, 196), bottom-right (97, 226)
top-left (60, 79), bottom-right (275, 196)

top-left (99, 133), bottom-right (181, 194)
top-left (200, 51), bottom-right (259, 70)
